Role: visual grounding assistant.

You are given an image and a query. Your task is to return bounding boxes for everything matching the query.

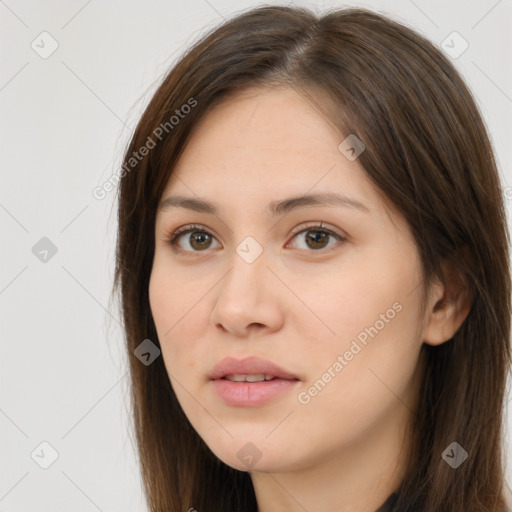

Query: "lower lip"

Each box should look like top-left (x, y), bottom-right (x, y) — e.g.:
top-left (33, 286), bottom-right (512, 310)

top-left (211, 378), bottom-right (299, 406)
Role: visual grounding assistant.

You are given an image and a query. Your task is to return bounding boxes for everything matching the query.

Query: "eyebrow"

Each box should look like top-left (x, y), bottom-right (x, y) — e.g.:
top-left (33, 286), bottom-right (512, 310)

top-left (158, 192), bottom-right (370, 216)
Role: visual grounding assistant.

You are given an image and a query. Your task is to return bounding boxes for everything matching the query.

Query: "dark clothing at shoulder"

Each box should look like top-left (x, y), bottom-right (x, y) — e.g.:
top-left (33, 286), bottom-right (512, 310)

top-left (376, 492), bottom-right (398, 512)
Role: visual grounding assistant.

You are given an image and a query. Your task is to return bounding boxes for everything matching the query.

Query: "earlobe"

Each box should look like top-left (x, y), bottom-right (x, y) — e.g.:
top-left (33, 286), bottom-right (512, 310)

top-left (422, 262), bottom-right (473, 347)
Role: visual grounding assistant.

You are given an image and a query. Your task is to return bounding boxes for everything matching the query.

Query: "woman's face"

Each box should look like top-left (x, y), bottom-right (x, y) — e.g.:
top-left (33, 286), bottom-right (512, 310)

top-left (149, 86), bottom-right (431, 473)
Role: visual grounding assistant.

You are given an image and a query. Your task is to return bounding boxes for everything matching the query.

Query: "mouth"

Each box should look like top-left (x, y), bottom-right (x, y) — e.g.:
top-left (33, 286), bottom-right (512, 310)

top-left (209, 356), bottom-right (300, 381)
top-left (220, 373), bottom-right (295, 382)
top-left (209, 356), bottom-right (300, 407)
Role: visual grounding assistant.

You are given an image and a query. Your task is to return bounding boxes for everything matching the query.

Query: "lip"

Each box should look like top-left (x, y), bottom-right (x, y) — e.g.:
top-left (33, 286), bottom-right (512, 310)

top-left (209, 356), bottom-right (300, 407)
top-left (209, 356), bottom-right (299, 381)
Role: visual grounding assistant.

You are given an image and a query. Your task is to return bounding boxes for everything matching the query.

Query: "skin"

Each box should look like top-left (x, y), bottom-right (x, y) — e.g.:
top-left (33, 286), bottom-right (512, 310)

top-left (149, 86), bottom-right (471, 512)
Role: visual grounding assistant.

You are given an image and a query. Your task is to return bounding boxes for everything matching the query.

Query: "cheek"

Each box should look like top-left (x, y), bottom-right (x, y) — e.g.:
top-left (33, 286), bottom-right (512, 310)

top-left (148, 262), bottom-right (209, 379)
top-left (149, 258), bottom-right (199, 336)
top-left (298, 252), bottom-right (423, 401)
top-left (148, 265), bottom-right (173, 339)
top-left (293, 293), bottom-right (422, 449)
top-left (304, 262), bottom-right (417, 349)
top-left (282, 234), bottom-right (421, 342)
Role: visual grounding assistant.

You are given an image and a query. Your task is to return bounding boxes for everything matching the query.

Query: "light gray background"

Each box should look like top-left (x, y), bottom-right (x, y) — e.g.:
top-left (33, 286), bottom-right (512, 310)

top-left (1, 1), bottom-right (511, 511)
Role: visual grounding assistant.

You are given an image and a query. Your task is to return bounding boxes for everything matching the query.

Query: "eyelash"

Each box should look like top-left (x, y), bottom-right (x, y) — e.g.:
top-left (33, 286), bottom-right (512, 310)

top-left (166, 222), bottom-right (346, 254)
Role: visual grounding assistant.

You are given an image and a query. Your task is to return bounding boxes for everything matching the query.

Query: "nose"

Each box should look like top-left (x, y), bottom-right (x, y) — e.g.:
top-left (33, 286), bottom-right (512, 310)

top-left (210, 245), bottom-right (284, 337)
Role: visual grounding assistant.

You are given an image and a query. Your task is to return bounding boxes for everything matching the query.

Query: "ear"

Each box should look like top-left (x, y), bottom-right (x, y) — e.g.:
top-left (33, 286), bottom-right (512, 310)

top-left (422, 259), bottom-right (473, 346)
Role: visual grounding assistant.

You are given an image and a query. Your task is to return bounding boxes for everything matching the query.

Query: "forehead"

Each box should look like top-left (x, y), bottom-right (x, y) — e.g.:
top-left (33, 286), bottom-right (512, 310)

top-left (177, 86), bottom-right (342, 162)
top-left (161, 85), bottom-right (396, 222)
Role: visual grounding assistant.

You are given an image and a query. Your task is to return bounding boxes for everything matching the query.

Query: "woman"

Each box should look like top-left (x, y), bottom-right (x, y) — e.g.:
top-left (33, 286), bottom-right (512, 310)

top-left (113, 5), bottom-right (512, 511)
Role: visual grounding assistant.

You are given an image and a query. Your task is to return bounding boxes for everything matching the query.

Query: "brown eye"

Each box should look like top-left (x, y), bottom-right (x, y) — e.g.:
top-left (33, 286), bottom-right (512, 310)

top-left (288, 224), bottom-right (345, 252)
top-left (169, 225), bottom-right (221, 252)
top-left (187, 231), bottom-right (214, 250)
top-left (303, 230), bottom-right (331, 250)
top-left (167, 222), bottom-right (345, 254)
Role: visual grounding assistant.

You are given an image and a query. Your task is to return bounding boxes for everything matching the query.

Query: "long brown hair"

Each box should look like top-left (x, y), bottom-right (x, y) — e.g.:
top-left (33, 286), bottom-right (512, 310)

top-left (113, 5), bottom-right (511, 511)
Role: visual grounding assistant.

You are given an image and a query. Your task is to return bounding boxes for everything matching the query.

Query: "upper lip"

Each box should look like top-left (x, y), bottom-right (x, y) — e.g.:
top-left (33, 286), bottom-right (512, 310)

top-left (210, 356), bottom-right (299, 381)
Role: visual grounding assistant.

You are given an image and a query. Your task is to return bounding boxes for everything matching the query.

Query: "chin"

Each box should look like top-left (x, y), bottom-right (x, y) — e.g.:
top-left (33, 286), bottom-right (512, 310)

top-left (202, 433), bottom-right (300, 473)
